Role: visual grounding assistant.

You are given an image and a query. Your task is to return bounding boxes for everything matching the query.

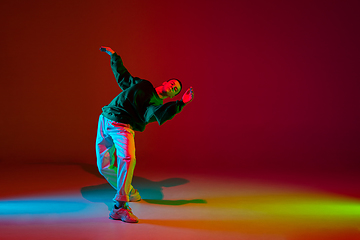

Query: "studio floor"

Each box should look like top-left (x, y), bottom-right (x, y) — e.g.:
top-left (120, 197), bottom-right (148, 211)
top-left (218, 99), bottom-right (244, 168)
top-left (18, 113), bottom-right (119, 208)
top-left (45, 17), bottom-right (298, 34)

top-left (0, 162), bottom-right (359, 240)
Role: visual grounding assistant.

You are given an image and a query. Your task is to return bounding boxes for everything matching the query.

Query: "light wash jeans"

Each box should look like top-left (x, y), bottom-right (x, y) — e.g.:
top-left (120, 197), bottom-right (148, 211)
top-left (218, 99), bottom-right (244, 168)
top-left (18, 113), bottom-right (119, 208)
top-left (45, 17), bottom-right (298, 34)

top-left (95, 115), bottom-right (136, 202)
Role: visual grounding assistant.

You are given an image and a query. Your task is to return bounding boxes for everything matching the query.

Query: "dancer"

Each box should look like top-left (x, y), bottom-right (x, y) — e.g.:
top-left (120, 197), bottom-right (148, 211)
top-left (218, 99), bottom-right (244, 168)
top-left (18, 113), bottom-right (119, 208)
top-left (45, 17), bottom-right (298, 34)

top-left (96, 46), bottom-right (194, 223)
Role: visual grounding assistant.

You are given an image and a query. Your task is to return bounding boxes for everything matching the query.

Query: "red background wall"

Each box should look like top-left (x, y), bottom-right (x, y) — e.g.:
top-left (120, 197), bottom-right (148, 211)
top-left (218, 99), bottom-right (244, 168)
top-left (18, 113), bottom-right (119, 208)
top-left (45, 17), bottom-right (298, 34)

top-left (1, 0), bottom-right (359, 174)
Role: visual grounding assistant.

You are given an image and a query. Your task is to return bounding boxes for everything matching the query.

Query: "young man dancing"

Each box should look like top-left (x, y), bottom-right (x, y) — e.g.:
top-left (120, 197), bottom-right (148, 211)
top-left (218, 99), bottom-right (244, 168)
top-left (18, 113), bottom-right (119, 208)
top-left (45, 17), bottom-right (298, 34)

top-left (96, 46), bottom-right (194, 223)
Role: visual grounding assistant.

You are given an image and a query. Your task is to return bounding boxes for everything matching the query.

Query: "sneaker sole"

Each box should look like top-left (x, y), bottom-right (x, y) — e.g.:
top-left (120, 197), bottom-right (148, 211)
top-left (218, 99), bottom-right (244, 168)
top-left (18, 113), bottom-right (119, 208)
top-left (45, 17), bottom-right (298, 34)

top-left (109, 216), bottom-right (139, 223)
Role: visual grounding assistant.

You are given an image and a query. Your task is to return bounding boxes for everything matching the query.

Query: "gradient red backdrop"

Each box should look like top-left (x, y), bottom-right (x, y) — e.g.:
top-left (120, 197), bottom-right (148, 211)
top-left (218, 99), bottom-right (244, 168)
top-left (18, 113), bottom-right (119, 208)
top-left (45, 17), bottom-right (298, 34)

top-left (1, 0), bottom-right (359, 175)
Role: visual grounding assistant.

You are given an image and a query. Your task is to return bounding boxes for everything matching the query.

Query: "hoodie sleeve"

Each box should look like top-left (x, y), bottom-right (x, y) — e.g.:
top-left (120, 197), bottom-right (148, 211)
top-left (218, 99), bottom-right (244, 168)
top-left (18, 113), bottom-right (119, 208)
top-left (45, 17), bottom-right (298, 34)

top-left (110, 52), bottom-right (141, 90)
top-left (147, 100), bottom-right (186, 125)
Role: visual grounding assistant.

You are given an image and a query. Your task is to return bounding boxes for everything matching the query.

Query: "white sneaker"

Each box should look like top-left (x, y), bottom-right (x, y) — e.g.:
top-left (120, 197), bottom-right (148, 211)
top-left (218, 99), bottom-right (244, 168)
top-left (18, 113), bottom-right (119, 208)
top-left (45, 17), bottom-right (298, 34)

top-left (109, 204), bottom-right (138, 223)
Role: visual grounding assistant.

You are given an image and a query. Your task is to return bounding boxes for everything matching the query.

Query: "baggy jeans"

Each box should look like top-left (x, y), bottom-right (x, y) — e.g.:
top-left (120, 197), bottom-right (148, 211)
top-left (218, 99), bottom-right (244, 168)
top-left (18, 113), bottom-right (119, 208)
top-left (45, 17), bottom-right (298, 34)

top-left (95, 115), bottom-right (136, 202)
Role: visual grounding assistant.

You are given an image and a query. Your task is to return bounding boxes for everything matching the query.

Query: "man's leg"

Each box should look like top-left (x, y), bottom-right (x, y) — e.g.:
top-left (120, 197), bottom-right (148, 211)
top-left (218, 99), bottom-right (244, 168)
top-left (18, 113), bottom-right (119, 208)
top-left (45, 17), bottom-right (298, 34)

top-left (106, 121), bottom-right (138, 223)
top-left (95, 115), bottom-right (141, 203)
top-left (106, 122), bottom-right (136, 202)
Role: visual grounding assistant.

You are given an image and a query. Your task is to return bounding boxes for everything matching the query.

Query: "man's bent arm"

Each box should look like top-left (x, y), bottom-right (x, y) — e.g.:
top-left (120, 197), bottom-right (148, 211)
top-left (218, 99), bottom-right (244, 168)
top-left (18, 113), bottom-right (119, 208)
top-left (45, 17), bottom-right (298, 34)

top-left (150, 86), bottom-right (194, 125)
top-left (149, 100), bottom-right (186, 126)
top-left (100, 46), bottom-right (138, 91)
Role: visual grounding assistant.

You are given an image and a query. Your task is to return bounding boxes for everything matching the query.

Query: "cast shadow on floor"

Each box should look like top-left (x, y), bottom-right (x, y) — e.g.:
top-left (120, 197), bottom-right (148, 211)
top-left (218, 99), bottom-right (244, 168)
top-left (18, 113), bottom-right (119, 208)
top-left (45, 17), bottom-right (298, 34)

top-left (79, 164), bottom-right (207, 211)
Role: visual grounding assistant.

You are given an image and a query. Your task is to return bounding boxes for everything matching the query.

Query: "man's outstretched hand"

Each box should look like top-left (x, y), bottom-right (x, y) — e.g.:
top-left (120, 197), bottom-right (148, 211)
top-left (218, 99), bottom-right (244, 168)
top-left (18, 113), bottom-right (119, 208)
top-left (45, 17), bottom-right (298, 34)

top-left (182, 87), bottom-right (194, 104)
top-left (99, 46), bottom-right (115, 56)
